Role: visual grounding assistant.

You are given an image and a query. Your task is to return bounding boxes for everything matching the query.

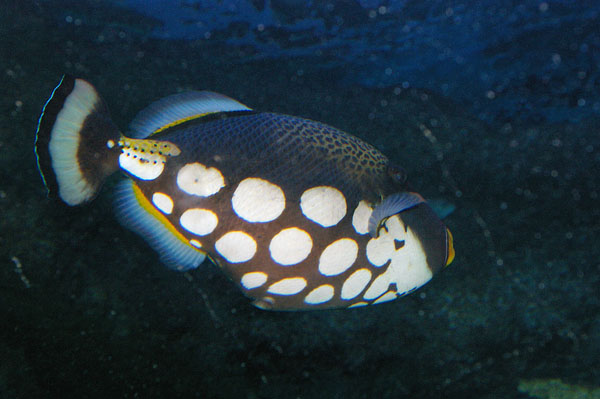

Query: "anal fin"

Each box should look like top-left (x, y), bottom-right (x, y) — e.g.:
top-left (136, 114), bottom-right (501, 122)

top-left (114, 180), bottom-right (206, 271)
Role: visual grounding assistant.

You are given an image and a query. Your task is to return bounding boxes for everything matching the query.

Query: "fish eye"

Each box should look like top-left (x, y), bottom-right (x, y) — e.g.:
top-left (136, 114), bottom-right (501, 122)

top-left (387, 164), bottom-right (407, 185)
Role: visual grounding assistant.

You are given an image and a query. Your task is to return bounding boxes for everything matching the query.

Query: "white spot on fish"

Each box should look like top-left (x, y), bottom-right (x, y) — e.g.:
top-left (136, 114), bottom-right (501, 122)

top-left (152, 192), bottom-right (173, 214)
top-left (189, 239), bottom-right (202, 249)
top-left (304, 284), bottom-right (334, 305)
top-left (341, 268), bottom-right (372, 300)
top-left (267, 277), bottom-right (307, 295)
top-left (300, 186), bottom-right (347, 227)
top-left (179, 208), bottom-right (218, 236)
top-left (106, 139), bottom-right (115, 149)
top-left (241, 271), bottom-right (268, 290)
top-left (232, 177), bottom-right (285, 223)
top-left (269, 227), bottom-right (312, 266)
top-left (215, 231), bottom-right (257, 263)
top-left (352, 200), bottom-right (373, 235)
top-left (318, 238), bottom-right (358, 276)
top-left (119, 149), bottom-right (164, 180)
top-left (176, 162), bottom-right (225, 197)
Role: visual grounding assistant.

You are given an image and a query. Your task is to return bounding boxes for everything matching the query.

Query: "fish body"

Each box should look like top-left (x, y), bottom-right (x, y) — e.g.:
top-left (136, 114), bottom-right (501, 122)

top-left (35, 76), bottom-right (454, 311)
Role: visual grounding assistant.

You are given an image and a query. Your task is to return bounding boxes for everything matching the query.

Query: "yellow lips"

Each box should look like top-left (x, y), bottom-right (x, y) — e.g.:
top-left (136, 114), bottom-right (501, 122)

top-left (445, 228), bottom-right (455, 267)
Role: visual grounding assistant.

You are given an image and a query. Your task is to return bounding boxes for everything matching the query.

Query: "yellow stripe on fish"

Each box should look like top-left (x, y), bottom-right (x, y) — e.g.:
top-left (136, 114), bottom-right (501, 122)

top-left (35, 75), bottom-right (454, 311)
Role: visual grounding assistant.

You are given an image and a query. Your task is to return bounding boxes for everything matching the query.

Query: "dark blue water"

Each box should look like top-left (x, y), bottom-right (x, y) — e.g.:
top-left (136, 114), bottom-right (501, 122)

top-left (1, 1), bottom-right (598, 398)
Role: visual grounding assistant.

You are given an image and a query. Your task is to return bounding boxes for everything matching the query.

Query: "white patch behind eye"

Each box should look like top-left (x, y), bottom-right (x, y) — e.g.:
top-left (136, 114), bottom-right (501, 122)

top-left (269, 227), bottom-right (312, 265)
top-left (232, 177), bottom-right (285, 223)
top-left (179, 208), bottom-right (218, 236)
top-left (363, 215), bottom-right (431, 301)
top-left (300, 186), bottom-right (347, 227)
top-left (215, 231), bottom-right (257, 263)
top-left (366, 233), bottom-right (393, 266)
top-left (176, 162), bottom-right (225, 197)
top-left (152, 192), bottom-right (173, 214)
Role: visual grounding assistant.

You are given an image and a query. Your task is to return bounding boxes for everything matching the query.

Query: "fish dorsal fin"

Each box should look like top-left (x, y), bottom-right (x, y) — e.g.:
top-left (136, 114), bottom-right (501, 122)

top-left (114, 180), bottom-right (206, 271)
top-left (129, 91), bottom-right (252, 138)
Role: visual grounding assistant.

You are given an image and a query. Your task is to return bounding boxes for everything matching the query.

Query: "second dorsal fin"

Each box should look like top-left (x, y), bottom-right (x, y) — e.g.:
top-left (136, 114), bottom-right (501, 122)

top-left (129, 91), bottom-right (252, 138)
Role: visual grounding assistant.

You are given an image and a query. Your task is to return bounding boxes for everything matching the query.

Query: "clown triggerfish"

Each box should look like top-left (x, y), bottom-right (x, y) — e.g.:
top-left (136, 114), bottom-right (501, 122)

top-left (35, 75), bottom-right (454, 311)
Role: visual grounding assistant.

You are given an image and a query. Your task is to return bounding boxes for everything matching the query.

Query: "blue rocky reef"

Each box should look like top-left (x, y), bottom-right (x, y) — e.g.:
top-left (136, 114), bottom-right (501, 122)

top-left (115, 0), bottom-right (600, 124)
top-left (0, 1), bottom-right (598, 398)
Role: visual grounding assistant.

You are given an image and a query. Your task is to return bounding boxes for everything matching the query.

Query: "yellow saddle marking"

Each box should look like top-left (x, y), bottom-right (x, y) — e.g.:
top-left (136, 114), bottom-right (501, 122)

top-left (119, 136), bottom-right (181, 156)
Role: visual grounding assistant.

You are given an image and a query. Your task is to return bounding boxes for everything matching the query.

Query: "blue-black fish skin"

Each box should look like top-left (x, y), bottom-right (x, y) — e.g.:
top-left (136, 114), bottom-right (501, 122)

top-left (150, 111), bottom-right (392, 203)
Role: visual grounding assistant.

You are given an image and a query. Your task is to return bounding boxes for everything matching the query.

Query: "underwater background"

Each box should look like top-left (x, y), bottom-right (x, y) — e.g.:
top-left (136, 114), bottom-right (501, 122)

top-left (1, 0), bottom-right (599, 397)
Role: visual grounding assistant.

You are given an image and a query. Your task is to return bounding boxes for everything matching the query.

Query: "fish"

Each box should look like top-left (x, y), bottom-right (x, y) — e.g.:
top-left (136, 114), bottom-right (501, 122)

top-left (35, 75), bottom-right (454, 311)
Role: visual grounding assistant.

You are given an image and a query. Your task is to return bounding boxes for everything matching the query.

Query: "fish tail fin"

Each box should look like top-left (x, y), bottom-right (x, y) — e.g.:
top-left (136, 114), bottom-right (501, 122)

top-left (35, 75), bottom-right (122, 206)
